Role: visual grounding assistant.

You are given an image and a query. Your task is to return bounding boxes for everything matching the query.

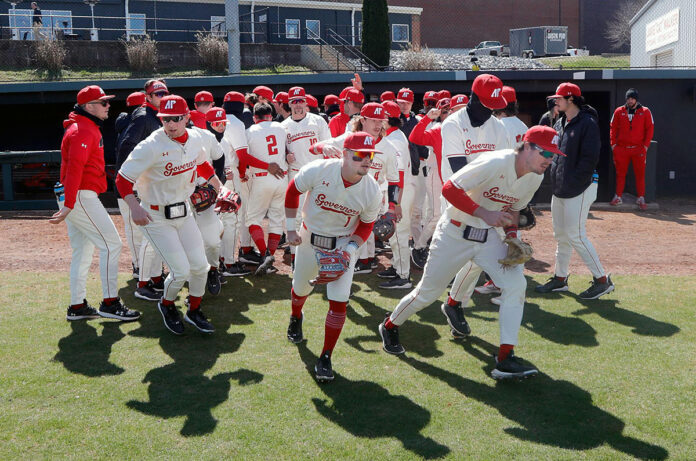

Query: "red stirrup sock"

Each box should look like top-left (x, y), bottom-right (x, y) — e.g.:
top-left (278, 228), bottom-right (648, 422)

top-left (322, 300), bottom-right (347, 356)
top-left (249, 225), bottom-right (267, 255)
top-left (291, 288), bottom-right (308, 319)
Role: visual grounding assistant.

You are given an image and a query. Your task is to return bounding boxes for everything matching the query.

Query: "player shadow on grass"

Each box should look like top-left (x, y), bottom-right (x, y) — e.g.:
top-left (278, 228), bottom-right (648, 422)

top-left (125, 332), bottom-right (263, 436)
top-left (295, 342), bottom-right (450, 459)
top-left (572, 297), bottom-right (680, 337)
top-left (344, 292), bottom-right (445, 358)
top-left (400, 353), bottom-right (668, 460)
top-left (53, 321), bottom-right (126, 376)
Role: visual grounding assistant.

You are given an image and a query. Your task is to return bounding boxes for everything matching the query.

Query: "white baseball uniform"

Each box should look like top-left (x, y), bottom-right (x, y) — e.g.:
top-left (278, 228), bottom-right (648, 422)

top-left (389, 149), bottom-right (543, 347)
top-left (292, 159), bottom-right (382, 301)
top-left (245, 121), bottom-right (289, 234)
top-left (119, 128), bottom-right (212, 301)
top-left (223, 114), bottom-right (252, 255)
top-left (218, 130), bottom-right (245, 265)
top-left (500, 116), bottom-right (529, 146)
top-left (415, 119), bottom-right (443, 250)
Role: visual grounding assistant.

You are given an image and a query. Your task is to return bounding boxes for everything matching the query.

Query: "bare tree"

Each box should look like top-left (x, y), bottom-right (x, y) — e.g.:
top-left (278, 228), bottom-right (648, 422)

top-left (605, 0), bottom-right (648, 50)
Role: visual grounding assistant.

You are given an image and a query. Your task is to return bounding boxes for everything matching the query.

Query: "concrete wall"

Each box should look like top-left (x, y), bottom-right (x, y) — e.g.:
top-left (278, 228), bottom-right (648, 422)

top-left (630, 0), bottom-right (695, 67)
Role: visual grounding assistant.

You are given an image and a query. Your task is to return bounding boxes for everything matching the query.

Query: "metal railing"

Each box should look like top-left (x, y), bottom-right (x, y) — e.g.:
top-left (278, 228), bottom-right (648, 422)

top-left (325, 27), bottom-right (386, 72)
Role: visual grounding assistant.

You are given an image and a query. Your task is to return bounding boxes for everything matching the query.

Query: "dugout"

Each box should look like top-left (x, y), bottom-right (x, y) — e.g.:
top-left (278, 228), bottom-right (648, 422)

top-left (0, 69), bottom-right (693, 209)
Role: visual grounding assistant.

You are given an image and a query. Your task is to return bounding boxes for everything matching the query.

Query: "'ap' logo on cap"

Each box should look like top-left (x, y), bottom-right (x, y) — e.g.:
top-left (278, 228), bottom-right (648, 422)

top-left (490, 88), bottom-right (501, 98)
top-left (165, 100), bottom-right (175, 110)
top-left (374, 107), bottom-right (382, 115)
top-left (364, 136), bottom-right (373, 146)
top-left (216, 110), bottom-right (223, 118)
top-left (293, 89), bottom-right (301, 95)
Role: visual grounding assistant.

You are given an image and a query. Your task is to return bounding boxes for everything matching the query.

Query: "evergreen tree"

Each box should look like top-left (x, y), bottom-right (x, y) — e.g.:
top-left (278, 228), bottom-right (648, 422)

top-left (361, 0), bottom-right (390, 68)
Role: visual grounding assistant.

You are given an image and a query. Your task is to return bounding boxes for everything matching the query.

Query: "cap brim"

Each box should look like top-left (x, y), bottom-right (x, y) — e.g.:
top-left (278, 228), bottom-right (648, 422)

top-left (157, 112), bottom-right (188, 117)
top-left (539, 144), bottom-right (566, 156)
top-left (547, 94), bottom-right (564, 99)
top-left (350, 147), bottom-right (383, 153)
top-left (99, 95), bottom-right (116, 101)
top-left (481, 97), bottom-right (507, 110)
top-left (396, 99), bottom-right (412, 104)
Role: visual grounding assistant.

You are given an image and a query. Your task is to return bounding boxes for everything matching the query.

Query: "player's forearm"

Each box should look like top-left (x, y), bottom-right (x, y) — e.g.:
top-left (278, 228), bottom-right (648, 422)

top-left (442, 180), bottom-right (479, 215)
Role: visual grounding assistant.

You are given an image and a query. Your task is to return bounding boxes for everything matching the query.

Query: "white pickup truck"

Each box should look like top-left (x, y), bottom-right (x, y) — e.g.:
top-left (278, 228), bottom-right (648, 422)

top-left (468, 41), bottom-right (510, 57)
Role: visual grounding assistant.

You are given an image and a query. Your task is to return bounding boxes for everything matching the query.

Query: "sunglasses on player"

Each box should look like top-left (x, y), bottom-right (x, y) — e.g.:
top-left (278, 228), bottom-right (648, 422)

top-left (289, 99), bottom-right (306, 105)
top-left (160, 115), bottom-right (185, 123)
top-left (530, 143), bottom-right (555, 159)
top-left (350, 150), bottom-right (375, 162)
top-left (87, 100), bottom-right (110, 107)
top-left (210, 121), bottom-right (227, 128)
top-left (150, 91), bottom-right (169, 97)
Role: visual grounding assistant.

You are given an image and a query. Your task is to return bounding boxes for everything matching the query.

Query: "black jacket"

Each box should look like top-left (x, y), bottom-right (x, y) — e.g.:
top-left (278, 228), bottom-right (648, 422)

top-left (550, 107), bottom-right (601, 198)
top-left (400, 112), bottom-right (428, 175)
top-left (116, 105), bottom-right (161, 169)
top-left (114, 112), bottom-right (131, 140)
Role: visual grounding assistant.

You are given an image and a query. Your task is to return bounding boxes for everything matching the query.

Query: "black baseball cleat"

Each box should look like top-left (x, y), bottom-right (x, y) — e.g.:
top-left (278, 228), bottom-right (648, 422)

top-left (151, 277), bottom-right (165, 292)
top-left (377, 267), bottom-right (398, 279)
top-left (221, 262), bottom-right (251, 277)
top-left (239, 250), bottom-right (262, 265)
top-left (535, 276), bottom-right (569, 293)
top-left (491, 352), bottom-right (539, 380)
top-left (134, 282), bottom-right (160, 302)
top-left (379, 277), bottom-right (412, 289)
top-left (206, 268), bottom-right (222, 295)
top-left (379, 315), bottom-right (405, 355)
top-left (255, 251), bottom-right (276, 276)
top-left (411, 247), bottom-right (428, 270)
top-left (287, 314), bottom-right (304, 343)
top-left (354, 260), bottom-right (372, 274)
top-left (184, 308), bottom-right (215, 334)
top-left (157, 301), bottom-right (184, 335)
top-left (66, 299), bottom-right (101, 321)
top-left (315, 351), bottom-right (334, 382)
top-left (99, 298), bottom-right (141, 322)
top-left (579, 275), bottom-right (615, 300)
top-left (441, 302), bottom-right (471, 337)
top-left (132, 264), bottom-right (139, 279)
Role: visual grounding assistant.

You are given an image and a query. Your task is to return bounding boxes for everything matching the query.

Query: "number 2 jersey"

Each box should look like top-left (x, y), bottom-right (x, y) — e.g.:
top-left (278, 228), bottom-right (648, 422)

top-left (245, 120), bottom-right (288, 175)
top-left (294, 158), bottom-right (382, 237)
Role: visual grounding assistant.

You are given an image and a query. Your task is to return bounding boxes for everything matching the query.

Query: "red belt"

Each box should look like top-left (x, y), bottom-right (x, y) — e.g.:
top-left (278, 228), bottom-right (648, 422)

top-left (150, 205), bottom-right (160, 211)
top-left (254, 172), bottom-right (268, 177)
top-left (450, 219), bottom-right (462, 227)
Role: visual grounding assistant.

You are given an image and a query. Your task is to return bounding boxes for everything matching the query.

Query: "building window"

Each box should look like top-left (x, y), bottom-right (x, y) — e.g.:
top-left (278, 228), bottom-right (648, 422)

top-left (392, 24), bottom-right (409, 43)
top-left (286, 19), bottom-right (300, 39)
top-left (128, 13), bottom-right (146, 37)
top-left (211, 16), bottom-right (226, 38)
top-left (306, 19), bottom-right (320, 39)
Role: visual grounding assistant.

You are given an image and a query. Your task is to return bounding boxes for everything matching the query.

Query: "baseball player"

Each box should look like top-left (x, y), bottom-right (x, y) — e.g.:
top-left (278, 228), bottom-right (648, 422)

top-left (610, 88), bottom-right (654, 210)
top-left (273, 92), bottom-right (291, 122)
top-left (116, 95), bottom-right (228, 335)
top-left (380, 91), bottom-right (396, 102)
top-left (190, 90), bottom-right (214, 129)
top-left (323, 94), bottom-right (340, 119)
top-left (285, 131), bottom-right (382, 382)
top-left (50, 85), bottom-right (141, 322)
top-left (245, 102), bottom-right (290, 275)
top-left (281, 86), bottom-right (332, 263)
top-left (408, 96), bottom-right (468, 269)
top-left (379, 125), bottom-right (565, 380)
top-left (535, 83), bottom-right (614, 300)
top-left (328, 87), bottom-right (364, 137)
top-left (495, 86), bottom-right (529, 145)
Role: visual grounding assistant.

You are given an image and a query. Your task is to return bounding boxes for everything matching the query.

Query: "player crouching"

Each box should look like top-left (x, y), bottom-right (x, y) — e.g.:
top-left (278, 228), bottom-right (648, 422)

top-left (379, 126), bottom-right (565, 380)
top-left (285, 131), bottom-right (382, 382)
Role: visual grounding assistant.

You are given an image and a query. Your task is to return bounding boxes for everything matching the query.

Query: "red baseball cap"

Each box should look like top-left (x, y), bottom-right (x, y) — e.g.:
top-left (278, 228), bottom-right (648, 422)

top-left (288, 86), bottom-right (306, 101)
top-left (223, 91), bottom-right (245, 103)
top-left (360, 102), bottom-right (387, 120)
top-left (548, 82), bottom-right (581, 99)
top-left (323, 94), bottom-right (339, 106)
top-left (450, 94), bottom-right (469, 109)
top-left (306, 94), bottom-right (319, 108)
top-left (126, 91), bottom-right (145, 107)
top-left (396, 88), bottom-right (414, 103)
top-left (523, 125), bottom-right (566, 156)
top-left (380, 91), bottom-right (396, 102)
top-left (77, 85), bottom-right (115, 105)
top-left (195, 91), bottom-right (214, 103)
top-left (274, 92), bottom-right (289, 104)
top-left (344, 88), bottom-right (365, 104)
top-left (145, 80), bottom-right (168, 95)
top-left (205, 107), bottom-right (227, 123)
top-left (157, 95), bottom-right (189, 117)
top-left (382, 100), bottom-right (401, 119)
top-left (253, 85), bottom-right (274, 101)
top-left (501, 86), bottom-right (516, 103)
top-left (423, 90), bottom-right (438, 102)
top-left (436, 98), bottom-right (451, 110)
top-left (437, 90), bottom-right (451, 100)
top-left (344, 131), bottom-right (382, 153)
top-left (339, 86), bottom-right (353, 99)
top-left (471, 74), bottom-right (507, 110)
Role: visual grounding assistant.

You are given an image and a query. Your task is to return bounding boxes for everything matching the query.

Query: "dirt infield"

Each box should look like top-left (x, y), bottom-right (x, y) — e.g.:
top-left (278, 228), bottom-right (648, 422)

top-left (2, 199), bottom-right (695, 276)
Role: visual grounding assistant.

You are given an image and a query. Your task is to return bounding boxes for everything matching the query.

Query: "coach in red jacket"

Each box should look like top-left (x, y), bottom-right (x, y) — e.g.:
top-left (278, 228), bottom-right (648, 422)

top-left (609, 88), bottom-right (654, 210)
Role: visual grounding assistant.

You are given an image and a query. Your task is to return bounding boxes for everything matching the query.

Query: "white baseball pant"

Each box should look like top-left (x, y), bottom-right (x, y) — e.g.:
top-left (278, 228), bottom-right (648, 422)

top-left (449, 228), bottom-right (505, 304)
top-left (409, 169), bottom-right (427, 244)
top-left (552, 182), bottom-right (606, 278)
top-left (194, 206), bottom-right (223, 267)
top-left (388, 179), bottom-right (416, 279)
top-left (389, 218), bottom-right (526, 346)
top-left (60, 190), bottom-right (122, 305)
top-left (117, 197), bottom-right (143, 269)
top-left (415, 159), bottom-right (443, 250)
top-left (246, 174), bottom-right (287, 234)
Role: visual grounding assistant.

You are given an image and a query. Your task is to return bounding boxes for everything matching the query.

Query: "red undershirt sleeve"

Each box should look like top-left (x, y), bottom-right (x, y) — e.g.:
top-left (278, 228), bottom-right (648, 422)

top-left (352, 219), bottom-right (374, 242)
top-left (196, 161), bottom-right (215, 181)
top-left (115, 173), bottom-right (135, 198)
top-left (285, 178), bottom-right (302, 209)
top-left (237, 147), bottom-right (270, 169)
top-left (309, 142), bottom-right (324, 156)
top-left (442, 180), bottom-right (480, 215)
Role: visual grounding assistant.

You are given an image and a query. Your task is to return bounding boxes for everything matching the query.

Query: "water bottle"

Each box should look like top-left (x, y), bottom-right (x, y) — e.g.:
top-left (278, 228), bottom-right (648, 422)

top-left (592, 172), bottom-right (599, 184)
top-left (54, 182), bottom-right (65, 202)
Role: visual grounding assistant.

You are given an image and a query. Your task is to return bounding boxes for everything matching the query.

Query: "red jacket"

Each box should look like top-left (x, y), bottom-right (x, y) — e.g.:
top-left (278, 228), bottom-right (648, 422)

top-left (328, 112), bottom-right (350, 138)
top-left (189, 110), bottom-right (207, 129)
top-left (60, 111), bottom-right (107, 208)
top-left (610, 104), bottom-right (654, 149)
top-left (409, 116), bottom-right (443, 183)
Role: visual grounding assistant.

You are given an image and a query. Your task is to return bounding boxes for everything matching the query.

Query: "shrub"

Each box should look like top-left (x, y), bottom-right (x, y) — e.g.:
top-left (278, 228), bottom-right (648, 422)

top-left (122, 35), bottom-right (157, 75)
top-left (361, 0), bottom-right (390, 68)
top-left (401, 44), bottom-right (438, 71)
top-left (195, 32), bottom-right (228, 74)
top-left (34, 39), bottom-right (67, 80)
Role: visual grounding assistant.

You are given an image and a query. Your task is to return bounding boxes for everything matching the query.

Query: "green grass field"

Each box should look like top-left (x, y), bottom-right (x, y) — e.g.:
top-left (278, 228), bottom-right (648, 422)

top-left (1, 271), bottom-right (693, 459)
top-left (539, 55), bottom-right (631, 70)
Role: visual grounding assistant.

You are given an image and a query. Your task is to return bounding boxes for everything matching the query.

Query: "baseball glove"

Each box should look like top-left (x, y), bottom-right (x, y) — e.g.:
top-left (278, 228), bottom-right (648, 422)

top-left (498, 237), bottom-right (533, 268)
top-left (373, 212), bottom-right (396, 242)
top-left (518, 205), bottom-right (536, 230)
top-left (310, 248), bottom-right (351, 285)
top-left (190, 184), bottom-right (217, 213)
top-left (215, 189), bottom-right (242, 214)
